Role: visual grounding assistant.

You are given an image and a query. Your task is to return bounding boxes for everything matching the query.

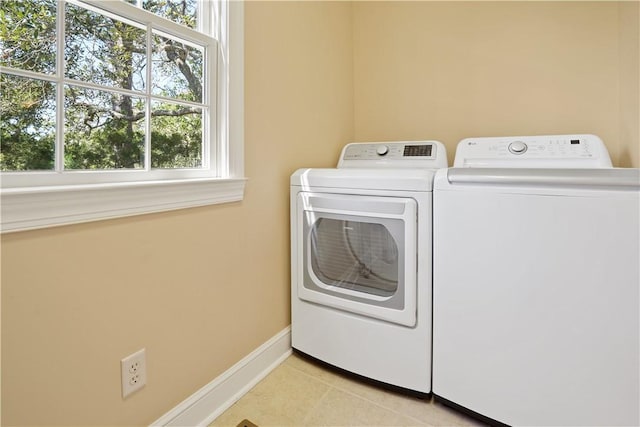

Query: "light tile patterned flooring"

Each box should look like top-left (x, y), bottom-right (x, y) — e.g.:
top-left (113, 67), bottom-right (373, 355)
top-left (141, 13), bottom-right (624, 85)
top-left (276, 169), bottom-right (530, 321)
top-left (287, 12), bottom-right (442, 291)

top-left (210, 353), bottom-right (484, 427)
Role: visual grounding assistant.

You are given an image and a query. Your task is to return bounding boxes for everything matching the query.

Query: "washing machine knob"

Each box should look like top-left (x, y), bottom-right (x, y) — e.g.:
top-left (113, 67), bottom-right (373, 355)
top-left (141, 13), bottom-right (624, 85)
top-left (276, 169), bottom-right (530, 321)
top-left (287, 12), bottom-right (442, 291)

top-left (509, 141), bottom-right (528, 154)
top-left (376, 145), bottom-right (389, 156)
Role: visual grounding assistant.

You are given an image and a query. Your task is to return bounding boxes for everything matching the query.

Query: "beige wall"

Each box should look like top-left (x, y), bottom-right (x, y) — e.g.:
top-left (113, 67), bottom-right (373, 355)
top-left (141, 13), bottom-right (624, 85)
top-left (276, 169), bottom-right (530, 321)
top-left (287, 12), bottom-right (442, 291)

top-left (619, 1), bottom-right (640, 167)
top-left (353, 1), bottom-right (639, 167)
top-left (0, 2), bottom-right (353, 425)
top-left (2, 1), bottom-right (638, 426)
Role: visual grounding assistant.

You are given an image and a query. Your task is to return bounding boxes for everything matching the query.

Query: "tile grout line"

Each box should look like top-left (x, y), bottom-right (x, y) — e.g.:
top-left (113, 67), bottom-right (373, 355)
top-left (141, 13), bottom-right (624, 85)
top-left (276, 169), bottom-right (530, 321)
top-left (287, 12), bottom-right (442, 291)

top-left (300, 381), bottom-right (334, 426)
top-left (285, 358), bottom-right (429, 426)
top-left (326, 385), bottom-right (429, 426)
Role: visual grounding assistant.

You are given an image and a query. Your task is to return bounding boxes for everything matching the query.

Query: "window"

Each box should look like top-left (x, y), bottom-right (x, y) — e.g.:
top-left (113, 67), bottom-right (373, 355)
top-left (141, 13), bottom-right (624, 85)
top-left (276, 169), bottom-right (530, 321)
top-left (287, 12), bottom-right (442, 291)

top-left (0, 0), bottom-right (245, 232)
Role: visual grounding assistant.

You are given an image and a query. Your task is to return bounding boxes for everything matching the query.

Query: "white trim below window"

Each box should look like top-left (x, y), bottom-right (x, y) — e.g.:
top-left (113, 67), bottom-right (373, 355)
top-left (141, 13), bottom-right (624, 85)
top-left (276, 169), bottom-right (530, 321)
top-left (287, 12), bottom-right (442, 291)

top-left (0, 178), bottom-right (246, 233)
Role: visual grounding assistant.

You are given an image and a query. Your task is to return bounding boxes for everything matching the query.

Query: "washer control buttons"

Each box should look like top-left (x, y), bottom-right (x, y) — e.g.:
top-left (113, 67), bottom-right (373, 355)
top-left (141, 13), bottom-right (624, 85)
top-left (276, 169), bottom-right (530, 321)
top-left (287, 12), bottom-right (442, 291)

top-left (376, 145), bottom-right (389, 156)
top-left (508, 141), bottom-right (528, 155)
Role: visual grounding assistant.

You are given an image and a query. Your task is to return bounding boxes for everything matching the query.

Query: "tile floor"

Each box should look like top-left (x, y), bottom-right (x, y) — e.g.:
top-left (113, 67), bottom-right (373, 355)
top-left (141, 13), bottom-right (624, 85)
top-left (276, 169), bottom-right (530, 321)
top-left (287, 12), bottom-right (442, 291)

top-left (209, 353), bottom-right (484, 427)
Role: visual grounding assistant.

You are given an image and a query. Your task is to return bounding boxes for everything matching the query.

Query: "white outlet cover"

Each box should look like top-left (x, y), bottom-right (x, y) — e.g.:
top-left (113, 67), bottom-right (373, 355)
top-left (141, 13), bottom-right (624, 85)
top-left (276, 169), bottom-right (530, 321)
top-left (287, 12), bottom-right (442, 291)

top-left (121, 348), bottom-right (147, 398)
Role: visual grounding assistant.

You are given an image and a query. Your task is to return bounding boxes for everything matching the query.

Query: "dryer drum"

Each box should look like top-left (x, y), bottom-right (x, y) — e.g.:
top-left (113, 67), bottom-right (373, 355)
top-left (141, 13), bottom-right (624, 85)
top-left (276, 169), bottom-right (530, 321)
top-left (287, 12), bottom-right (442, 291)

top-left (309, 217), bottom-right (399, 297)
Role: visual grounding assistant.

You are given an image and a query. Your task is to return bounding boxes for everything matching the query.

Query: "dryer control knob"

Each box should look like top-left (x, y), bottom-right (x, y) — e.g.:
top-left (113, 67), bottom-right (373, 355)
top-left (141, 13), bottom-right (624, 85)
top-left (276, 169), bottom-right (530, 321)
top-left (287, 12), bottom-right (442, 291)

top-left (376, 145), bottom-right (389, 156)
top-left (509, 141), bottom-right (528, 154)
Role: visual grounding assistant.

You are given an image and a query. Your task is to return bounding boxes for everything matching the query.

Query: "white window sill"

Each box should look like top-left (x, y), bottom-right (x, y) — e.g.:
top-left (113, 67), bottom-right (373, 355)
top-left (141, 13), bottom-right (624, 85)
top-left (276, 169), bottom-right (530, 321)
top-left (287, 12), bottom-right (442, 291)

top-left (0, 177), bottom-right (247, 233)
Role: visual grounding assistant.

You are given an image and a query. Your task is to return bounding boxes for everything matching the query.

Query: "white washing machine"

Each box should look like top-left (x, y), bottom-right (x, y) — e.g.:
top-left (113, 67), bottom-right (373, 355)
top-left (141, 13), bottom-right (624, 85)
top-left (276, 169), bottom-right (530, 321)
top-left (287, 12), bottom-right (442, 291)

top-left (291, 140), bottom-right (447, 393)
top-left (433, 134), bottom-right (640, 426)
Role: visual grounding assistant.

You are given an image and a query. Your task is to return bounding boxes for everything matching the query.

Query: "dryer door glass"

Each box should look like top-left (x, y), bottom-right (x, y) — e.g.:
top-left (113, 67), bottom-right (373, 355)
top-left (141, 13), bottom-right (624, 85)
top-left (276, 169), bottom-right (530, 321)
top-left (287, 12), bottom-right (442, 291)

top-left (309, 218), bottom-right (398, 297)
top-left (296, 192), bottom-right (418, 326)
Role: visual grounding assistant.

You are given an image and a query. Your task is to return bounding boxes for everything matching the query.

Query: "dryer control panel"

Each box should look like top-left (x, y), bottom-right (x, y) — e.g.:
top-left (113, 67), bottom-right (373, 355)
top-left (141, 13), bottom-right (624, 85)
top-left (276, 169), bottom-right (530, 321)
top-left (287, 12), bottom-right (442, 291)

top-left (338, 141), bottom-right (448, 169)
top-left (454, 134), bottom-right (612, 168)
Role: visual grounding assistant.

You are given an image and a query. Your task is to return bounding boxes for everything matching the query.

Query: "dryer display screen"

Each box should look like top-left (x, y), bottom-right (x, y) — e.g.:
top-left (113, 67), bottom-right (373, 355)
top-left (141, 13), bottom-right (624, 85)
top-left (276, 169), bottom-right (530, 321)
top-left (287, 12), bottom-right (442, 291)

top-left (404, 145), bottom-right (432, 157)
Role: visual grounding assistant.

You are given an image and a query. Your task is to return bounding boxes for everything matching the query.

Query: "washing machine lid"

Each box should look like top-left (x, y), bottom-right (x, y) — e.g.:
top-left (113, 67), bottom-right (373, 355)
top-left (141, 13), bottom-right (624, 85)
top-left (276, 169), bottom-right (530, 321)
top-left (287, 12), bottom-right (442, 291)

top-left (291, 168), bottom-right (437, 192)
top-left (435, 167), bottom-right (640, 191)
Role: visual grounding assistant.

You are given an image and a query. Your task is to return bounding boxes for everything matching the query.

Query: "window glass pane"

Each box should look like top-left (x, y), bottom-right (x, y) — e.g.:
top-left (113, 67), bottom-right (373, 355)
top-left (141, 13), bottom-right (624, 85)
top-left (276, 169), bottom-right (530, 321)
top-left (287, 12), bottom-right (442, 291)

top-left (151, 101), bottom-right (202, 168)
top-left (65, 85), bottom-right (145, 169)
top-left (65, 3), bottom-right (146, 91)
top-left (1, 0), bottom-right (217, 185)
top-left (310, 218), bottom-right (399, 297)
top-left (0, 0), bottom-right (57, 74)
top-left (143, 0), bottom-right (198, 29)
top-left (152, 34), bottom-right (203, 102)
top-left (0, 74), bottom-right (56, 171)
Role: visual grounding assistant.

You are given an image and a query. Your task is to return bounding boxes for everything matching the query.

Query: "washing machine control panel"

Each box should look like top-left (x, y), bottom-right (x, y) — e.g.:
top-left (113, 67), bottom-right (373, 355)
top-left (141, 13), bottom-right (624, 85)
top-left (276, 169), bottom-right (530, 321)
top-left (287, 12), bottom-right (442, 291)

top-left (339, 141), bottom-right (448, 169)
top-left (454, 134), bottom-right (612, 168)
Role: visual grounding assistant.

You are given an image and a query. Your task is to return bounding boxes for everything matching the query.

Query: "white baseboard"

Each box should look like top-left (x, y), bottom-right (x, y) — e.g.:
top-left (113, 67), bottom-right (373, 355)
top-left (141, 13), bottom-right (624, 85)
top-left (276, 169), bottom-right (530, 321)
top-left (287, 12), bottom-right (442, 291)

top-left (151, 326), bottom-right (292, 427)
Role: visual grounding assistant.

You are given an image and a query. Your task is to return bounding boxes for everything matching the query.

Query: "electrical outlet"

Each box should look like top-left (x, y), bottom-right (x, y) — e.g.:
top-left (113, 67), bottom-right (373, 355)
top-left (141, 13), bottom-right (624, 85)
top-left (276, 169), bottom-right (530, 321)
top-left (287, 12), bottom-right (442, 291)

top-left (121, 348), bottom-right (146, 398)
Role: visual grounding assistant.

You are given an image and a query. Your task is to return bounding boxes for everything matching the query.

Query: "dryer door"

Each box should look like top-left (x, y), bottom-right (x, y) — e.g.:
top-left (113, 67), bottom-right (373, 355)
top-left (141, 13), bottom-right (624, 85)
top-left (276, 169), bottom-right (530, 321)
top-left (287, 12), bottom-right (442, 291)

top-left (296, 192), bottom-right (417, 326)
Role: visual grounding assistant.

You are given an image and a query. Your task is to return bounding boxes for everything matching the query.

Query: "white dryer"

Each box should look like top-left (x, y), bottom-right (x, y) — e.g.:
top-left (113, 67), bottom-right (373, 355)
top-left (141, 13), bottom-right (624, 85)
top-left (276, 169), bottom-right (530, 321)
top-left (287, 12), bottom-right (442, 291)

top-left (433, 134), bottom-right (640, 425)
top-left (291, 141), bottom-right (447, 393)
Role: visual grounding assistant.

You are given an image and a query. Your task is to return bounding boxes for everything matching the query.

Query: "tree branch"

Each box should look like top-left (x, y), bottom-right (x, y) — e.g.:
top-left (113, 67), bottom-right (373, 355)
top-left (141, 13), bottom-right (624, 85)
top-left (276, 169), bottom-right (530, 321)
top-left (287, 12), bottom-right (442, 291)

top-left (161, 41), bottom-right (202, 101)
top-left (70, 102), bottom-right (200, 131)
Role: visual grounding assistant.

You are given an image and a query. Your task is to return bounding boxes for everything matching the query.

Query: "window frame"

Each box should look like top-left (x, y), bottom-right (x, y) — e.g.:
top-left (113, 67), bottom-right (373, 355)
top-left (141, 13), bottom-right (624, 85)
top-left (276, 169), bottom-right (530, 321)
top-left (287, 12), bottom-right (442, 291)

top-left (0, 0), bottom-right (245, 233)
